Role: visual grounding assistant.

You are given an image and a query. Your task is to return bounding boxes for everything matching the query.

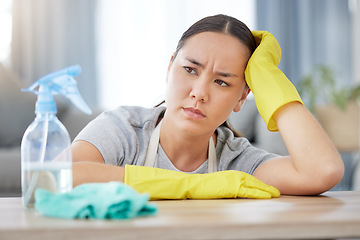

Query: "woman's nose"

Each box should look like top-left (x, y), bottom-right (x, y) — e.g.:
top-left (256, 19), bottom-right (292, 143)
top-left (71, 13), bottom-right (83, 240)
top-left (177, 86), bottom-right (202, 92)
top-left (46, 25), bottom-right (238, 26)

top-left (189, 77), bottom-right (209, 103)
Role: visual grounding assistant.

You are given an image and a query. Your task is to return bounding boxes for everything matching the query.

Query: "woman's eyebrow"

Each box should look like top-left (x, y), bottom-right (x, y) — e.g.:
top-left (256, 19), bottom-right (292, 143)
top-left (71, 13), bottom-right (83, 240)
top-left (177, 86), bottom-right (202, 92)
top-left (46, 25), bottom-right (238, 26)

top-left (185, 57), bottom-right (238, 78)
top-left (216, 71), bottom-right (238, 78)
top-left (186, 58), bottom-right (204, 68)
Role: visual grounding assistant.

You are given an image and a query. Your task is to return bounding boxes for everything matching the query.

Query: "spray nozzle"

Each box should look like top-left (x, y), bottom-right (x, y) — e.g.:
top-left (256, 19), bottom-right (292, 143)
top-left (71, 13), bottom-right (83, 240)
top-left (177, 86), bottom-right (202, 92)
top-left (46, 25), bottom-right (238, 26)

top-left (22, 65), bottom-right (92, 115)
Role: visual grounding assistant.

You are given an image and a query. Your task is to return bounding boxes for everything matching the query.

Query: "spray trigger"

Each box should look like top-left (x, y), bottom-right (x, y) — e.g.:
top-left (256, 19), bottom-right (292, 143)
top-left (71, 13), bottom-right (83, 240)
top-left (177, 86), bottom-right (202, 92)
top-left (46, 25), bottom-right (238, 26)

top-left (22, 65), bottom-right (92, 115)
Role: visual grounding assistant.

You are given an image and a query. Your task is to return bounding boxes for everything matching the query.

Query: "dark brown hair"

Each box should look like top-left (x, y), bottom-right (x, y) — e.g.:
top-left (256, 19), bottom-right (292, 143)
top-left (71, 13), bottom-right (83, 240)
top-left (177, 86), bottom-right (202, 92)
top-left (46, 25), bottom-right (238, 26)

top-left (173, 14), bottom-right (256, 61)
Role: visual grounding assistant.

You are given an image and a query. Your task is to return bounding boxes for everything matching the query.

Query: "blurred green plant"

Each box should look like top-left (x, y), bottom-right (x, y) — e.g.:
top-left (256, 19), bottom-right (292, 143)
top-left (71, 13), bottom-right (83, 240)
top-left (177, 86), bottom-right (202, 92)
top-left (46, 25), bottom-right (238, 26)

top-left (298, 65), bottom-right (360, 113)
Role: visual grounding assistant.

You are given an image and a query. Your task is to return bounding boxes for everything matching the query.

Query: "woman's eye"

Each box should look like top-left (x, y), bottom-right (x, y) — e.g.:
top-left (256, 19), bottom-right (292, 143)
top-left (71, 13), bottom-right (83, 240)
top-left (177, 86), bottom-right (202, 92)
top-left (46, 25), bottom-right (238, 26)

top-left (215, 79), bottom-right (229, 87)
top-left (184, 66), bottom-right (196, 75)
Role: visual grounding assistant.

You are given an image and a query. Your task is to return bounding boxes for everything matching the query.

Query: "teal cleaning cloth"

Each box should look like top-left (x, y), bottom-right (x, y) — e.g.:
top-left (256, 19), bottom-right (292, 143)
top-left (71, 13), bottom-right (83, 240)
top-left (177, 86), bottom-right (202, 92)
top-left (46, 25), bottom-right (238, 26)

top-left (34, 182), bottom-right (158, 219)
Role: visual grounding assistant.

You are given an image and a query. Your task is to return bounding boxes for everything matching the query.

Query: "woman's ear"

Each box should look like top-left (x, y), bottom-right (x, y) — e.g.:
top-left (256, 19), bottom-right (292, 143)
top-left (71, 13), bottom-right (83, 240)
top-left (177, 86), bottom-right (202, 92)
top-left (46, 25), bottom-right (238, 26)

top-left (168, 53), bottom-right (175, 70)
top-left (233, 87), bottom-right (251, 112)
top-left (166, 53), bottom-right (175, 83)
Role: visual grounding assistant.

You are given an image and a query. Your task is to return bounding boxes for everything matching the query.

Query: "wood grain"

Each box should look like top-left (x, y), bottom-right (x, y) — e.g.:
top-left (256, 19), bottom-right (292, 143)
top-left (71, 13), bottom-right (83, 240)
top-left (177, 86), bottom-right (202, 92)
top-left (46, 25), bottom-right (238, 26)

top-left (0, 191), bottom-right (359, 240)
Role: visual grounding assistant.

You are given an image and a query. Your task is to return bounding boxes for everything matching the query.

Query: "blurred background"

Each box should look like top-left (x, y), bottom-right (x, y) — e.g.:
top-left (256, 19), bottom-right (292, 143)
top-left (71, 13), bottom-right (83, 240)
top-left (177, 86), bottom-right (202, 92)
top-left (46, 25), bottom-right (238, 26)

top-left (1, 0), bottom-right (358, 109)
top-left (1, 0), bottom-right (360, 195)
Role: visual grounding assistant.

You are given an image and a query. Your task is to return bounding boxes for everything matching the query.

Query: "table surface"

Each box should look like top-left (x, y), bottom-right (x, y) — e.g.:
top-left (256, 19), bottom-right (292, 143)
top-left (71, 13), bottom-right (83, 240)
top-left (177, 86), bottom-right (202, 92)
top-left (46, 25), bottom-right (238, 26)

top-left (0, 191), bottom-right (360, 240)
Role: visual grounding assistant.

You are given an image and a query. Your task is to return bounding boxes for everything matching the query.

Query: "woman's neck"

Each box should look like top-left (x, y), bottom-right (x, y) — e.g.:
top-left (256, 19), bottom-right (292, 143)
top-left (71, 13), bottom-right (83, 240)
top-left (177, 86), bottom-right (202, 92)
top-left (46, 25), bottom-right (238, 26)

top-left (159, 117), bottom-right (217, 172)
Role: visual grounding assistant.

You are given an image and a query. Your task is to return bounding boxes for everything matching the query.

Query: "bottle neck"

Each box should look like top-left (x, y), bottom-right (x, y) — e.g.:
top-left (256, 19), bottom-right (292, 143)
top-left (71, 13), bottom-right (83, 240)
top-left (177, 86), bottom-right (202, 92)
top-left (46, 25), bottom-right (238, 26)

top-left (35, 112), bottom-right (57, 121)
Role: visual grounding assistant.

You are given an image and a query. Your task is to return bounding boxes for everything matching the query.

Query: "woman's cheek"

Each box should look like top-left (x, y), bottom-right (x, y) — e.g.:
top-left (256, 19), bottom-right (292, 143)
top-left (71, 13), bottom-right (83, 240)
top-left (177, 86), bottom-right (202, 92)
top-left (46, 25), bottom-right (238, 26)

top-left (169, 70), bottom-right (189, 93)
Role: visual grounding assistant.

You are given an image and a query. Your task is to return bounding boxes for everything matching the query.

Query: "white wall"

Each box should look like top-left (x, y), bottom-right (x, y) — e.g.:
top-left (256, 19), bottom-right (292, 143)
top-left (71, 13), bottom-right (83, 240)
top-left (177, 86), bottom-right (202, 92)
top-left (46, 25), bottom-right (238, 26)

top-left (97, 0), bottom-right (256, 110)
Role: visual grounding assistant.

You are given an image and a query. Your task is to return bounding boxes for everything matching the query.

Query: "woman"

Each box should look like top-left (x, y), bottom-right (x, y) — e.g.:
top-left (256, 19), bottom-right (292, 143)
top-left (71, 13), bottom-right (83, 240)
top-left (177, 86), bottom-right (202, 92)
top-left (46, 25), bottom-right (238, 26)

top-left (72, 14), bottom-right (344, 197)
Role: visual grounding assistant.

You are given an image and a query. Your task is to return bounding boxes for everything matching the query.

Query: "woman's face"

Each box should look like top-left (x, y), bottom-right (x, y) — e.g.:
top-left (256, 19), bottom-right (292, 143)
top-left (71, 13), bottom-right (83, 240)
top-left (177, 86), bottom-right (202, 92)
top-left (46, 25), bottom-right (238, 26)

top-left (165, 31), bottom-right (251, 136)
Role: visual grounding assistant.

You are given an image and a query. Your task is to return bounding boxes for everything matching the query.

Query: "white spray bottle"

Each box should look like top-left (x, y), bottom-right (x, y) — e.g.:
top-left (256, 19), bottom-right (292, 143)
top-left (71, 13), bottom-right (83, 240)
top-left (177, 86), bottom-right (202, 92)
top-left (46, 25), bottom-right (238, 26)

top-left (21, 65), bottom-right (91, 209)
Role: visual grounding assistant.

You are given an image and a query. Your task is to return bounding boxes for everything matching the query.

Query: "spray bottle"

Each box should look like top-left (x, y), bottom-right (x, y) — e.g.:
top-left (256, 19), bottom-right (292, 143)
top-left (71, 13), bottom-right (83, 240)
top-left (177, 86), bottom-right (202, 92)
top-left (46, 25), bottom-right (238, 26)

top-left (21, 65), bottom-right (91, 209)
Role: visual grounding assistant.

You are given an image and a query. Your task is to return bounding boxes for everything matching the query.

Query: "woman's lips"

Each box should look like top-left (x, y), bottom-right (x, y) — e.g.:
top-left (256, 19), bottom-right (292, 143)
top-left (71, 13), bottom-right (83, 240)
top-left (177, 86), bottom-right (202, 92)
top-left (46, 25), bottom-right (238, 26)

top-left (183, 107), bottom-right (206, 119)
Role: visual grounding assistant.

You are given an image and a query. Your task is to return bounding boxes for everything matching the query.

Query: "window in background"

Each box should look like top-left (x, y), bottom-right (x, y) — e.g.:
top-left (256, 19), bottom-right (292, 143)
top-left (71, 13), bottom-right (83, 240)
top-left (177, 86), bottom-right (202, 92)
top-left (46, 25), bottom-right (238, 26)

top-left (0, 0), bottom-right (12, 64)
top-left (97, 0), bottom-right (256, 110)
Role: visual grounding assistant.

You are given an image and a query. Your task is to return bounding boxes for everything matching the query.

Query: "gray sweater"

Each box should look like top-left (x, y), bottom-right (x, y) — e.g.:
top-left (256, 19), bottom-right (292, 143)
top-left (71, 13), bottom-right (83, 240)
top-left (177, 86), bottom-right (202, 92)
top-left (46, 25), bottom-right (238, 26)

top-left (74, 106), bottom-right (279, 175)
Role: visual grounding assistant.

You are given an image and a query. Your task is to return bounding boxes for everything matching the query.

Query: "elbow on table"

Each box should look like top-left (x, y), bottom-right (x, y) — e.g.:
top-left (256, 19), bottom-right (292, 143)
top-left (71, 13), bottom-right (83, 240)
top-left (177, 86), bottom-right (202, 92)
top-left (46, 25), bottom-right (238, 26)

top-left (312, 157), bottom-right (345, 194)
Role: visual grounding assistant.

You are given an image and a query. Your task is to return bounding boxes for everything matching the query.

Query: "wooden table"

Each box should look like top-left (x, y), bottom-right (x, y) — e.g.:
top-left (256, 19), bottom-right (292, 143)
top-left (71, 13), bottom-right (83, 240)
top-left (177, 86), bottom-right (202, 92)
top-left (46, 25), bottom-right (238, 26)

top-left (0, 191), bottom-right (360, 240)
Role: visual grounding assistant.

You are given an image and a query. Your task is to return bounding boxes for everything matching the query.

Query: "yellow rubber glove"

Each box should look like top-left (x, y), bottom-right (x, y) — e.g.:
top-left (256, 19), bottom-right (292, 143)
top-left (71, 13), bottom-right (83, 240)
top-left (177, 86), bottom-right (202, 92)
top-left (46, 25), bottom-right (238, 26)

top-left (245, 31), bottom-right (304, 131)
top-left (124, 165), bottom-right (280, 200)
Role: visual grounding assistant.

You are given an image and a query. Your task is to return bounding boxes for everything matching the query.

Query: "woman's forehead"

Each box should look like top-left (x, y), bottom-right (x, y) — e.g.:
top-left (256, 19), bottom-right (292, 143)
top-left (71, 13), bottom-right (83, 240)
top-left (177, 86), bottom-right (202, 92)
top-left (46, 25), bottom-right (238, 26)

top-left (177, 32), bottom-right (251, 68)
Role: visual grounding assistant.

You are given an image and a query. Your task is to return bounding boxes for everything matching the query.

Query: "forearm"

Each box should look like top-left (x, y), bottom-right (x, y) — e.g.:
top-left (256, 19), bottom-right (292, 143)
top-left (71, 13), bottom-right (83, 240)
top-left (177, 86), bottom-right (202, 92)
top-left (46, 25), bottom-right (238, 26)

top-left (72, 162), bottom-right (125, 187)
top-left (274, 102), bottom-right (344, 190)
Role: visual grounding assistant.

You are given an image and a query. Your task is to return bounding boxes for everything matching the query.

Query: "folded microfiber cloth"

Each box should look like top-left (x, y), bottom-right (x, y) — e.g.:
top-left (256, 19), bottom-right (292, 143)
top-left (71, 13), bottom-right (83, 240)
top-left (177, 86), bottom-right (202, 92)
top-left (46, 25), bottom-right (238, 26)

top-left (34, 182), bottom-right (158, 219)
